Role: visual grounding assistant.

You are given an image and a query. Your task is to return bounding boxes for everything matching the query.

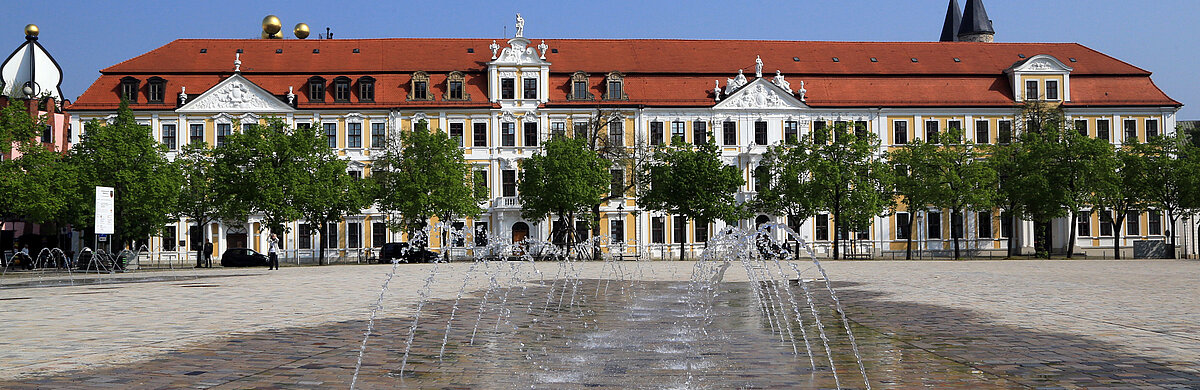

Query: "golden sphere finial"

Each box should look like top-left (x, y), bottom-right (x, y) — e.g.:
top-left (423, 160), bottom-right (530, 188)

top-left (262, 15), bottom-right (282, 35)
top-left (24, 24), bottom-right (39, 37)
top-left (293, 23), bottom-right (310, 39)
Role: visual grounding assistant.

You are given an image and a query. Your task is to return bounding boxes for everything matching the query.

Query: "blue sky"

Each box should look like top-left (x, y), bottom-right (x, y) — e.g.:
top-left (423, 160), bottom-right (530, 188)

top-left (6, 0), bottom-right (1197, 119)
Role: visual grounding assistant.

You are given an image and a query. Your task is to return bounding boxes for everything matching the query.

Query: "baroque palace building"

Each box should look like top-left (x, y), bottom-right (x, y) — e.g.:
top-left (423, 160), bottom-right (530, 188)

top-left (67, 1), bottom-right (1182, 261)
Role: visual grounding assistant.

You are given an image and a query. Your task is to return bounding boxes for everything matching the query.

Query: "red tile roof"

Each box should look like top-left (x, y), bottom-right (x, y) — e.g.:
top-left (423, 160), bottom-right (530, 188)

top-left (70, 38), bottom-right (1180, 110)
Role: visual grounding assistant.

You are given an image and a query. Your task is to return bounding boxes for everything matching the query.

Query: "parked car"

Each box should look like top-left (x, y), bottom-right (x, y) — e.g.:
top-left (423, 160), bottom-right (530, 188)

top-left (220, 248), bottom-right (269, 267)
top-left (378, 242), bottom-right (438, 264)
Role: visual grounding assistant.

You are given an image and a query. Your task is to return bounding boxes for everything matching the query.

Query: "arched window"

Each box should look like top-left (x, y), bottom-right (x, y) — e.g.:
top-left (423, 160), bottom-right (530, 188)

top-left (569, 71), bottom-right (591, 101)
top-left (409, 71), bottom-right (431, 101)
top-left (146, 77), bottom-right (166, 104)
top-left (357, 76), bottom-right (375, 102)
top-left (604, 71), bottom-right (627, 100)
top-left (444, 71), bottom-right (469, 101)
top-left (332, 76), bottom-right (352, 102)
top-left (307, 76), bottom-right (326, 102)
top-left (119, 76), bottom-right (140, 103)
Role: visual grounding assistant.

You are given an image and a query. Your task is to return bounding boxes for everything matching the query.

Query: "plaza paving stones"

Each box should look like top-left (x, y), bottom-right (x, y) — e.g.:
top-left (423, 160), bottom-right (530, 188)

top-left (0, 260), bottom-right (1197, 389)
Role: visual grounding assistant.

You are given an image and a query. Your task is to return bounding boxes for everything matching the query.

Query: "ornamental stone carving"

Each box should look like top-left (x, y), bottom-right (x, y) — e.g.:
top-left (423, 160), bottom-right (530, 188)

top-left (187, 80), bottom-right (269, 111)
top-left (772, 70), bottom-right (791, 94)
top-left (725, 69), bottom-right (748, 94)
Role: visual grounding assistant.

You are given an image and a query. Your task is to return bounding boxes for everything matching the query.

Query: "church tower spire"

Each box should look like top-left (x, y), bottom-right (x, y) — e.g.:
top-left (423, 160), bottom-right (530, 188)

top-left (957, 0), bottom-right (995, 42)
top-left (939, 0), bottom-right (962, 42)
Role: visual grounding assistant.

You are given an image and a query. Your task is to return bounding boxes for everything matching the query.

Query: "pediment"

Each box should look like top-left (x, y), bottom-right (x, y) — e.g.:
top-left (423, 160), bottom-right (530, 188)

top-left (177, 74), bottom-right (293, 113)
top-left (489, 37), bottom-right (550, 67)
top-left (1007, 54), bottom-right (1073, 74)
top-left (714, 78), bottom-right (807, 110)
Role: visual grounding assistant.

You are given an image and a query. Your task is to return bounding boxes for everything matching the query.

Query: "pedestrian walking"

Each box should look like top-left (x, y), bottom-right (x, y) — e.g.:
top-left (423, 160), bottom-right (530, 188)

top-left (204, 240), bottom-right (214, 268)
top-left (267, 234), bottom-right (279, 270)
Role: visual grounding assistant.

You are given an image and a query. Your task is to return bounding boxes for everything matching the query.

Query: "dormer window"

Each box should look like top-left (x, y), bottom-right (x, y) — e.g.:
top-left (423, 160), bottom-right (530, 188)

top-left (445, 71), bottom-right (469, 101)
top-left (308, 76), bottom-right (326, 102)
top-left (332, 76), bottom-right (352, 103)
top-left (604, 72), bottom-right (627, 100)
top-left (1007, 54), bottom-right (1073, 103)
top-left (147, 77), bottom-right (166, 104)
top-left (410, 71), bottom-right (431, 101)
top-left (119, 77), bottom-right (140, 103)
top-left (569, 71), bottom-right (592, 100)
top-left (358, 76), bottom-right (375, 102)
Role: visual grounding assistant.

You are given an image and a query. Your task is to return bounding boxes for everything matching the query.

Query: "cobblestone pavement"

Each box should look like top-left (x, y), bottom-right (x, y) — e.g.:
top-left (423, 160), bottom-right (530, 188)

top-left (0, 260), bottom-right (1196, 388)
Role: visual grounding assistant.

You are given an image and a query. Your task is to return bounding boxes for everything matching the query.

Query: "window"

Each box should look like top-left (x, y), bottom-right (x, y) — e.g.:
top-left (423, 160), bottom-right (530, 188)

top-left (325, 123), bottom-right (337, 148)
top-left (474, 222), bottom-right (489, 246)
top-left (1025, 79), bottom-right (1039, 100)
top-left (975, 120), bottom-right (989, 144)
top-left (474, 169), bottom-right (489, 199)
top-left (692, 121), bottom-right (707, 145)
top-left (347, 222), bottom-right (361, 249)
top-left (604, 72), bottom-right (625, 100)
top-left (298, 224), bottom-right (312, 249)
top-left (445, 71), bottom-right (467, 100)
top-left (473, 123), bottom-right (487, 147)
top-left (947, 120), bottom-right (961, 136)
top-left (671, 121), bottom-right (685, 144)
top-left (893, 121), bottom-right (908, 144)
top-left (1148, 211), bottom-right (1162, 235)
top-left (1099, 210), bottom-right (1114, 236)
top-left (523, 122), bottom-right (538, 147)
top-left (347, 122), bottom-right (362, 148)
top-left (1001, 212), bottom-right (1013, 238)
top-left (216, 123), bottom-right (231, 147)
top-left (333, 77), bottom-right (351, 102)
top-left (925, 121), bottom-right (939, 143)
top-left (784, 121), bottom-right (798, 144)
top-left (500, 78), bottom-right (515, 99)
top-left (501, 170), bottom-right (516, 197)
top-left (576, 220), bottom-right (590, 242)
top-left (998, 120), bottom-right (1012, 144)
top-left (1146, 119), bottom-right (1159, 139)
top-left (610, 219), bottom-right (624, 243)
top-left (163, 226), bottom-right (177, 251)
top-left (449, 123), bottom-right (464, 147)
top-left (243, 123), bottom-right (254, 133)
top-left (325, 222), bottom-right (338, 249)
top-left (834, 121), bottom-right (848, 142)
top-left (650, 121), bottom-right (664, 146)
top-left (356, 76), bottom-right (375, 102)
top-left (754, 166), bottom-right (768, 193)
top-left (550, 122), bottom-right (565, 139)
top-left (610, 169), bottom-right (624, 196)
top-left (372, 222), bottom-right (386, 248)
top-left (147, 77), bottom-right (165, 103)
top-left (120, 77), bottom-right (139, 103)
top-left (161, 124), bottom-right (176, 150)
top-left (410, 71), bottom-right (430, 100)
top-left (1074, 119), bottom-right (1088, 137)
top-left (815, 214), bottom-right (829, 241)
top-left (896, 212), bottom-right (911, 239)
top-left (928, 211), bottom-right (942, 239)
top-left (349, 170), bottom-right (362, 180)
top-left (673, 215), bottom-right (687, 243)
top-left (951, 212), bottom-right (964, 239)
top-left (1097, 119), bottom-right (1110, 142)
top-left (1077, 211), bottom-right (1092, 237)
top-left (723, 121), bottom-right (737, 145)
top-left (754, 121), bottom-right (768, 145)
top-left (608, 120), bottom-right (624, 146)
top-left (1124, 119), bottom-right (1137, 142)
top-left (978, 211), bottom-right (992, 238)
top-left (371, 123), bottom-right (386, 148)
top-left (855, 121), bottom-right (868, 139)
top-left (652, 217), bottom-right (665, 243)
top-left (189, 225), bottom-right (203, 251)
top-left (501, 122), bottom-right (515, 146)
top-left (570, 71), bottom-right (591, 100)
top-left (190, 124), bottom-right (204, 145)
top-left (523, 78), bottom-right (538, 99)
top-left (1126, 211), bottom-right (1140, 235)
top-left (573, 122), bottom-right (588, 140)
top-left (308, 76), bottom-right (326, 102)
top-left (1045, 80), bottom-right (1059, 100)
top-left (695, 219), bottom-right (709, 243)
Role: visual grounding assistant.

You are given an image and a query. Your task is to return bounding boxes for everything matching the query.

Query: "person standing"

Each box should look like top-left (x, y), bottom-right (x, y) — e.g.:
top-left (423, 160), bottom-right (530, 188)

top-left (204, 240), bottom-right (214, 268)
top-left (267, 233), bottom-right (279, 270)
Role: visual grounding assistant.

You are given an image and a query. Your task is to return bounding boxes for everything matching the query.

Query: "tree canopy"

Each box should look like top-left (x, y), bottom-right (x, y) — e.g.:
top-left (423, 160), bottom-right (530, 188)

top-left (518, 136), bottom-right (610, 250)
top-left (638, 141), bottom-right (743, 260)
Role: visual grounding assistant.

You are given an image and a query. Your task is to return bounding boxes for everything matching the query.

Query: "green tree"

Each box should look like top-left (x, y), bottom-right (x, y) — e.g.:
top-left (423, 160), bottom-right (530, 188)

top-left (65, 101), bottom-right (180, 248)
top-left (212, 118), bottom-right (312, 236)
top-left (987, 138), bottom-right (1029, 257)
top-left (1136, 131), bottom-right (1195, 258)
top-left (753, 135), bottom-right (821, 255)
top-left (808, 123), bottom-right (892, 260)
top-left (575, 110), bottom-right (653, 259)
top-left (372, 120), bottom-right (480, 257)
top-left (922, 128), bottom-right (998, 260)
top-left (1093, 144), bottom-right (1146, 259)
top-left (887, 137), bottom-right (941, 259)
top-left (295, 149), bottom-right (373, 265)
top-left (518, 136), bottom-right (610, 254)
top-left (173, 143), bottom-right (239, 267)
top-left (638, 142), bottom-right (743, 260)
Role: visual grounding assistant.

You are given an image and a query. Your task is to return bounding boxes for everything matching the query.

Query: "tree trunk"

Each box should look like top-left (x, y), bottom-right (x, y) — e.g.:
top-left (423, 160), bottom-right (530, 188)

top-left (195, 222), bottom-right (205, 268)
top-left (952, 210), bottom-right (961, 260)
top-left (1167, 213), bottom-right (1179, 259)
top-left (832, 204), bottom-right (841, 260)
top-left (1066, 209), bottom-right (1077, 259)
top-left (905, 212), bottom-right (915, 260)
top-left (1112, 216), bottom-right (1124, 260)
top-left (592, 203), bottom-right (601, 261)
top-left (318, 226), bottom-right (326, 266)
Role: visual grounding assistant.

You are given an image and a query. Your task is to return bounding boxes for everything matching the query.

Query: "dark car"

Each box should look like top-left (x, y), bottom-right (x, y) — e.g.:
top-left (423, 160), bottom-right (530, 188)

top-left (378, 242), bottom-right (438, 264)
top-left (220, 248), bottom-right (269, 267)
